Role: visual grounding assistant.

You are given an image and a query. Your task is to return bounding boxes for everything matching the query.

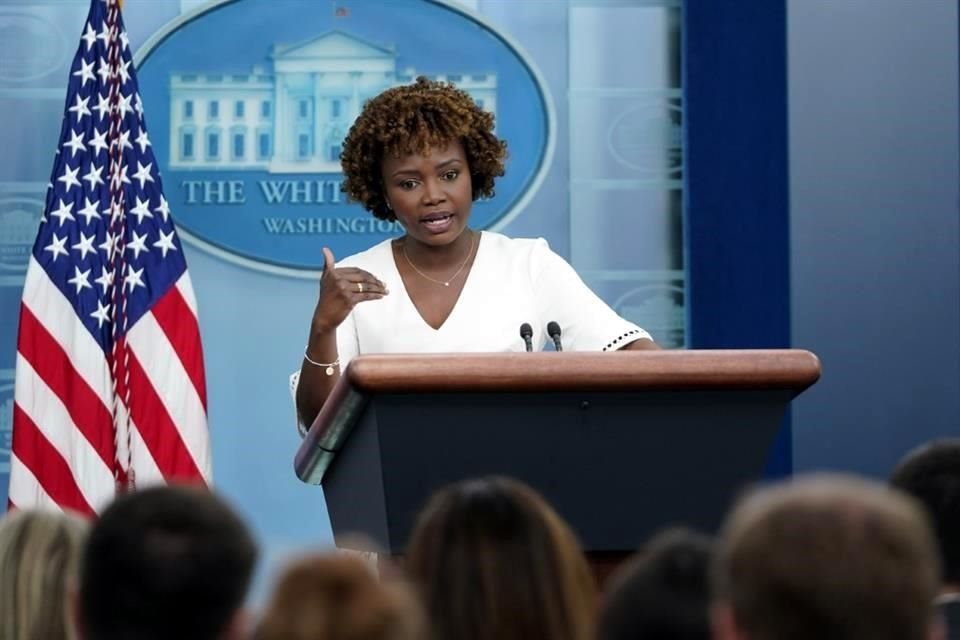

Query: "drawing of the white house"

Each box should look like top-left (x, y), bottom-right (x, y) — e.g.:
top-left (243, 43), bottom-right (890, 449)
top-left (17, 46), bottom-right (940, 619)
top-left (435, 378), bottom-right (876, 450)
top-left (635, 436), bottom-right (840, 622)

top-left (168, 31), bottom-right (497, 173)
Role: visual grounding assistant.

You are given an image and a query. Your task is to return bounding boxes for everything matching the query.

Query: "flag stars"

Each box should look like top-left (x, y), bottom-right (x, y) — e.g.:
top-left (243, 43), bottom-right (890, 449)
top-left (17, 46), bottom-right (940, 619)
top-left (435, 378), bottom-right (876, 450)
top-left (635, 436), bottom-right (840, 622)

top-left (90, 299), bottom-right (111, 329)
top-left (155, 195), bottom-right (171, 222)
top-left (96, 24), bottom-right (110, 46)
top-left (72, 232), bottom-right (98, 260)
top-left (115, 129), bottom-right (133, 153)
top-left (37, 13), bottom-right (188, 346)
top-left (67, 266), bottom-right (93, 294)
top-left (135, 129), bottom-right (151, 153)
top-left (81, 22), bottom-right (98, 50)
top-left (82, 162), bottom-right (105, 189)
top-left (58, 164), bottom-right (81, 191)
top-left (130, 197), bottom-right (153, 224)
top-left (98, 231), bottom-right (117, 257)
top-left (72, 58), bottom-right (96, 86)
top-left (127, 230), bottom-right (150, 260)
top-left (111, 164), bottom-right (131, 189)
top-left (44, 233), bottom-right (69, 262)
top-left (154, 229), bottom-right (177, 258)
top-left (132, 161), bottom-right (154, 189)
top-left (118, 91), bottom-right (133, 119)
top-left (124, 264), bottom-right (146, 292)
top-left (88, 129), bottom-right (109, 155)
top-left (78, 197), bottom-right (102, 225)
top-left (117, 60), bottom-right (131, 86)
top-left (63, 129), bottom-right (85, 157)
top-left (50, 198), bottom-right (75, 226)
top-left (94, 268), bottom-right (114, 295)
top-left (96, 56), bottom-right (111, 84)
top-left (93, 92), bottom-right (112, 121)
top-left (68, 94), bottom-right (91, 121)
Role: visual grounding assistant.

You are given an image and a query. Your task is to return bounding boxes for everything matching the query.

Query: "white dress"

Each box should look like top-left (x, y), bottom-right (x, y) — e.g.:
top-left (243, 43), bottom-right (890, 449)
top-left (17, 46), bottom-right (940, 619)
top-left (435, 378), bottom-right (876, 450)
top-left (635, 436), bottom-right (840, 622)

top-left (290, 231), bottom-right (650, 429)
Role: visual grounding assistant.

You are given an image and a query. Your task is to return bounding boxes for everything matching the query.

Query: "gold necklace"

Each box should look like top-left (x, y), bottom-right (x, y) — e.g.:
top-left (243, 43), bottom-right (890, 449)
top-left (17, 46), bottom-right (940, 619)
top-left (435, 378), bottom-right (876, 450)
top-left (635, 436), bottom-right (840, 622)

top-left (402, 232), bottom-right (478, 287)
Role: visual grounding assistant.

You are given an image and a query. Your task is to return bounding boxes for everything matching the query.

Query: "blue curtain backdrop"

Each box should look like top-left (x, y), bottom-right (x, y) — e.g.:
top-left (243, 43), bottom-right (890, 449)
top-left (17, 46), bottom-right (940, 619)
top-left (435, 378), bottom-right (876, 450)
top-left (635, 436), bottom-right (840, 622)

top-left (683, 1), bottom-right (792, 475)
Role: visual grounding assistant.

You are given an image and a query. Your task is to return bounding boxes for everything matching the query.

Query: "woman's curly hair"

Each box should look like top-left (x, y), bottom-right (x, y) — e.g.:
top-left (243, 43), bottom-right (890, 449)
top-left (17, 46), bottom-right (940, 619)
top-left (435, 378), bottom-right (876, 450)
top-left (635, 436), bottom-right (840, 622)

top-left (341, 76), bottom-right (508, 221)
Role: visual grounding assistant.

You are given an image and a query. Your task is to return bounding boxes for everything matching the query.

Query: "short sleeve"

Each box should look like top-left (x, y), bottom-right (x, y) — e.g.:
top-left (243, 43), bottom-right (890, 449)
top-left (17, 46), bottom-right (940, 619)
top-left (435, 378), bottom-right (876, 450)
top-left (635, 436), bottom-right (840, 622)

top-left (289, 310), bottom-right (361, 437)
top-left (531, 238), bottom-right (651, 351)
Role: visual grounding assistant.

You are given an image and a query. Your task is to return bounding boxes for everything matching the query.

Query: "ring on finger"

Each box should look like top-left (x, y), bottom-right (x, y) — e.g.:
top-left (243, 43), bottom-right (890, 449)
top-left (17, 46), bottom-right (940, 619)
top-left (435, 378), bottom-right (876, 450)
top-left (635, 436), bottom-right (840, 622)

top-left (357, 282), bottom-right (363, 293)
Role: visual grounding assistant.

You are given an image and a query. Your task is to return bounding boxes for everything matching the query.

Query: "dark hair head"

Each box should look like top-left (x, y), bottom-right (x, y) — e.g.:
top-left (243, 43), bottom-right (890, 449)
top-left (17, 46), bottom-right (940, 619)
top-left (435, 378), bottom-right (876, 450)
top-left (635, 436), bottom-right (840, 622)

top-left (598, 528), bottom-right (713, 640)
top-left (405, 476), bottom-right (596, 640)
top-left (341, 76), bottom-right (508, 221)
top-left (890, 438), bottom-right (960, 584)
top-left (255, 552), bottom-right (425, 640)
top-left (79, 484), bottom-right (257, 640)
top-left (713, 474), bottom-right (940, 640)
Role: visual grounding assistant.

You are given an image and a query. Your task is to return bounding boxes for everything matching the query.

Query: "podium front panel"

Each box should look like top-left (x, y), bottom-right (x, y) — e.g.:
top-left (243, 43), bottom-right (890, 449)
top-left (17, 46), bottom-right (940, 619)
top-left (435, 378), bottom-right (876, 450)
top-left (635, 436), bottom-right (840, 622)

top-left (322, 388), bottom-right (789, 553)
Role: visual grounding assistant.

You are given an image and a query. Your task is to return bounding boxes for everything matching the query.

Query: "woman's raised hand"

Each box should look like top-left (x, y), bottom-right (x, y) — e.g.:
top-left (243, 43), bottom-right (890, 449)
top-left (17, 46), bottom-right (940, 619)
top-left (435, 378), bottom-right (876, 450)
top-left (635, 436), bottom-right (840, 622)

top-left (310, 247), bottom-right (388, 334)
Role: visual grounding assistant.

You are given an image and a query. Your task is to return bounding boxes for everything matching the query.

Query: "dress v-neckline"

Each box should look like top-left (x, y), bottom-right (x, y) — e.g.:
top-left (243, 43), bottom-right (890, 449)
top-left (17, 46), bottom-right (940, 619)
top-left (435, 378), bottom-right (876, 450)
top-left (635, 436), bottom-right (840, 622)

top-left (390, 231), bottom-right (485, 333)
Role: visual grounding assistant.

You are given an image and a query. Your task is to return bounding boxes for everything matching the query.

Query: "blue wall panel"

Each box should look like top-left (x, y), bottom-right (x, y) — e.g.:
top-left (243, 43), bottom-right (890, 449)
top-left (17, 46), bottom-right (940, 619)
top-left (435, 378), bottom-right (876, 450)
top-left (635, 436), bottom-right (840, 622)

top-left (684, 1), bottom-right (792, 475)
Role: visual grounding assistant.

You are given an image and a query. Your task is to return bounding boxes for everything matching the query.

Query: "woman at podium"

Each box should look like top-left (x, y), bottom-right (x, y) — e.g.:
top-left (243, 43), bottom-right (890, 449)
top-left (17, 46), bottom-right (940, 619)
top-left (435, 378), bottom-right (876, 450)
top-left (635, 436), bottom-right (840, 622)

top-left (293, 77), bottom-right (658, 431)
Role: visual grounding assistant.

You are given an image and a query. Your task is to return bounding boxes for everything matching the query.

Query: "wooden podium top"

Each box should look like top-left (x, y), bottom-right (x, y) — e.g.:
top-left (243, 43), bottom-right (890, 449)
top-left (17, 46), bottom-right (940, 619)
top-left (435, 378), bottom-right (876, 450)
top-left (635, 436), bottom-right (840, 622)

top-left (344, 350), bottom-right (821, 393)
top-left (295, 350), bottom-right (821, 484)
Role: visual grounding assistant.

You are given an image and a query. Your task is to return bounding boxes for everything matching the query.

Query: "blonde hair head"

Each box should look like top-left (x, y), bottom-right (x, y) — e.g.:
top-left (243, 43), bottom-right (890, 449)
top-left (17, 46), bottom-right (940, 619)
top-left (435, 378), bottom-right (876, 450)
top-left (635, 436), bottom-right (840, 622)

top-left (0, 509), bottom-right (88, 640)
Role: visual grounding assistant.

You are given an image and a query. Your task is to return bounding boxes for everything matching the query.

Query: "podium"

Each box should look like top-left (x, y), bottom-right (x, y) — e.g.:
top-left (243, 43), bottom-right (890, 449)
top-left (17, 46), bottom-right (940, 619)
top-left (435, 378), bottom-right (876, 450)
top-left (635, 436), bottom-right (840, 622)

top-left (295, 350), bottom-right (820, 568)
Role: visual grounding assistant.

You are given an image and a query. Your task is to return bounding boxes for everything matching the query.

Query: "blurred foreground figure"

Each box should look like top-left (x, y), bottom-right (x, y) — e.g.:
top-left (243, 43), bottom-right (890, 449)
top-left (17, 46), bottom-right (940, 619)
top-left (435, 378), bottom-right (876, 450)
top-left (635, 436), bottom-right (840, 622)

top-left (711, 474), bottom-right (943, 640)
top-left (891, 439), bottom-right (960, 640)
top-left (598, 527), bottom-right (713, 640)
top-left (405, 476), bottom-right (596, 640)
top-left (0, 509), bottom-right (87, 640)
top-left (77, 485), bottom-right (257, 640)
top-left (255, 551), bottom-right (425, 640)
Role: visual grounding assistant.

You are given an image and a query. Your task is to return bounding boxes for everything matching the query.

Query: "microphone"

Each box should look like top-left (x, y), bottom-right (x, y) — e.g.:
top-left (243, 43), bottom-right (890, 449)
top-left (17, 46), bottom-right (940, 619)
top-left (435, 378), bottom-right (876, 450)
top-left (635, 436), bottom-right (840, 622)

top-left (519, 322), bottom-right (533, 352)
top-left (547, 321), bottom-right (563, 352)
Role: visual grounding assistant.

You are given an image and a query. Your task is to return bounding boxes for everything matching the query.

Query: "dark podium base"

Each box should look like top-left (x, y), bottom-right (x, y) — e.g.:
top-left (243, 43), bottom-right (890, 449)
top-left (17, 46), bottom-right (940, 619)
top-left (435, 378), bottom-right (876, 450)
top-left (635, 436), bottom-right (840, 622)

top-left (323, 388), bottom-right (790, 555)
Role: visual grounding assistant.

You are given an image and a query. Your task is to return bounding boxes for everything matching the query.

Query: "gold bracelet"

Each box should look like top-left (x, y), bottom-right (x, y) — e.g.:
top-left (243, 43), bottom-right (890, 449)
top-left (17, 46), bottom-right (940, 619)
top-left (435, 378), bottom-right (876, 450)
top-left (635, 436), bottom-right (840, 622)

top-left (304, 348), bottom-right (339, 376)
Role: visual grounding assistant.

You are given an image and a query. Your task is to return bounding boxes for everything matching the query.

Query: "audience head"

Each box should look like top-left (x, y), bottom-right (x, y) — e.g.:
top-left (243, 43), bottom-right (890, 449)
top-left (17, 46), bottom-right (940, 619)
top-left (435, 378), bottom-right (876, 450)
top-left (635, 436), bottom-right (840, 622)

top-left (340, 76), bottom-right (508, 222)
top-left (598, 527), bottom-right (713, 640)
top-left (255, 551), bottom-right (425, 640)
top-left (78, 484), bottom-right (257, 640)
top-left (0, 509), bottom-right (88, 640)
top-left (890, 438), bottom-right (960, 588)
top-left (711, 473), bottom-right (940, 640)
top-left (405, 475), bottom-right (596, 640)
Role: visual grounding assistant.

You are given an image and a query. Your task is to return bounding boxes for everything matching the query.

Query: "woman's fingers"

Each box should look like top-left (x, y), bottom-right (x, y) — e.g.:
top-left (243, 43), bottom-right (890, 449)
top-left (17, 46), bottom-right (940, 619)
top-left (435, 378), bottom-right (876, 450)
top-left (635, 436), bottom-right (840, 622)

top-left (333, 267), bottom-right (388, 293)
top-left (328, 273), bottom-right (387, 297)
top-left (322, 247), bottom-right (336, 273)
top-left (344, 280), bottom-right (388, 296)
top-left (351, 290), bottom-right (388, 303)
top-left (335, 267), bottom-right (383, 281)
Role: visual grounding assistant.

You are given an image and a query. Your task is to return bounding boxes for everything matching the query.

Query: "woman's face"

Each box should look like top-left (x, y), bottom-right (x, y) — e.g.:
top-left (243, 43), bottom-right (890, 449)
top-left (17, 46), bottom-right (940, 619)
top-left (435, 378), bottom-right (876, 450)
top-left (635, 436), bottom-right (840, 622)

top-left (381, 140), bottom-right (473, 246)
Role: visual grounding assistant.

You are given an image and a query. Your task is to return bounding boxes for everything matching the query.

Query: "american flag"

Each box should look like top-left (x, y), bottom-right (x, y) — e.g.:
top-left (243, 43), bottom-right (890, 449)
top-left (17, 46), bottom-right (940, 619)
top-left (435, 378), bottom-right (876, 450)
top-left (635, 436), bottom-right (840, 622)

top-left (8, 0), bottom-right (211, 514)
